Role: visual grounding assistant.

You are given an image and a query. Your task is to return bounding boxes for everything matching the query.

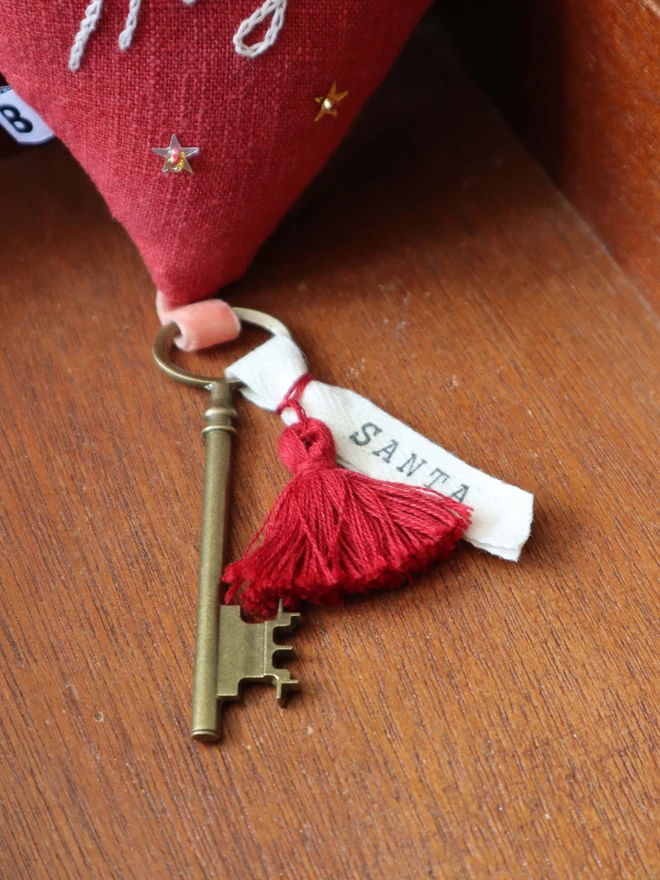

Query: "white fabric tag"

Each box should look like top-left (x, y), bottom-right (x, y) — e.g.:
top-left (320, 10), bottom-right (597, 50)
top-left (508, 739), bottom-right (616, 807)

top-left (227, 336), bottom-right (534, 562)
top-left (0, 87), bottom-right (54, 145)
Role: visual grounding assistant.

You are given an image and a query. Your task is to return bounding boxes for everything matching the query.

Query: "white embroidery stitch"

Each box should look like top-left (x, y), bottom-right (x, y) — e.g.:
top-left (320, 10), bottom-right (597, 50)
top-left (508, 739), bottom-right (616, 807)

top-left (69, 0), bottom-right (286, 72)
top-left (117, 0), bottom-right (145, 51)
top-left (69, 0), bottom-right (104, 72)
top-left (233, 0), bottom-right (287, 58)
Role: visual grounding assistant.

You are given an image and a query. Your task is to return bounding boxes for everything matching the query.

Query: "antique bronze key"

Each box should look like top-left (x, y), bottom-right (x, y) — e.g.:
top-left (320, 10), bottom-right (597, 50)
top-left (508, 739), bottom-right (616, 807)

top-left (153, 309), bottom-right (301, 742)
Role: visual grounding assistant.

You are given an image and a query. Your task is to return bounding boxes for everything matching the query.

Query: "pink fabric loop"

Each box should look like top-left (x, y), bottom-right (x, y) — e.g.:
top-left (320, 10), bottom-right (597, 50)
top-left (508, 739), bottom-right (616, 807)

top-left (156, 291), bottom-right (241, 352)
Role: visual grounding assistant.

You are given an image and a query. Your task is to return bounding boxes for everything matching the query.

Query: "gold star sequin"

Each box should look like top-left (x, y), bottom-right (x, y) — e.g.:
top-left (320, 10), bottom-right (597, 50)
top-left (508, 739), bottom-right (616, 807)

top-left (152, 134), bottom-right (200, 174)
top-left (315, 82), bottom-right (349, 122)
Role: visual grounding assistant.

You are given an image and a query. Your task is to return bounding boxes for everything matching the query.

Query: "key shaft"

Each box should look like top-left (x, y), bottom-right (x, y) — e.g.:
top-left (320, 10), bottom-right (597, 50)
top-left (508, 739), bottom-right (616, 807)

top-left (191, 380), bottom-right (236, 742)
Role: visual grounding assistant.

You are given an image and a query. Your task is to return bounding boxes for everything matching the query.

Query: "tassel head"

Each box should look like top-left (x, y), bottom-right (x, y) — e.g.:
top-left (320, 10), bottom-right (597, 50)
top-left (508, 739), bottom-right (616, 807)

top-left (279, 418), bottom-right (337, 474)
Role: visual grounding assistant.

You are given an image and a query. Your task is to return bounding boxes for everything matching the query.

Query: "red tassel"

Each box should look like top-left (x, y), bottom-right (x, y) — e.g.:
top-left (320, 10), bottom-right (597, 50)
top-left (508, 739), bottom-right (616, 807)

top-left (223, 379), bottom-right (471, 617)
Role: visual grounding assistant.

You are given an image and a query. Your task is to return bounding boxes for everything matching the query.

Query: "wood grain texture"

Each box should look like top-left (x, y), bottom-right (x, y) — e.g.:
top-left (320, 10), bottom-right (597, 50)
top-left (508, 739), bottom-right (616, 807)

top-left (442, 0), bottom-right (660, 304)
top-left (1, 21), bottom-right (660, 880)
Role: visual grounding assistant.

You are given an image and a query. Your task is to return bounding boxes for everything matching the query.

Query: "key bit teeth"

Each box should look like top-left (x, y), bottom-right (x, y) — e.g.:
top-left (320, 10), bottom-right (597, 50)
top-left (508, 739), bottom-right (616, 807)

top-left (215, 596), bottom-right (303, 721)
top-left (275, 677), bottom-right (301, 701)
top-left (265, 662), bottom-right (296, 679)
top-left (272, 601), bottom-right (302, 629)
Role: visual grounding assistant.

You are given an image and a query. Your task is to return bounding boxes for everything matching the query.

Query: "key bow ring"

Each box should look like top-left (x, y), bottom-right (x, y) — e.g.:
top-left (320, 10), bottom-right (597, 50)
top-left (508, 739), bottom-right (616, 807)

top-left (153, 306), bottom-right (292, 388)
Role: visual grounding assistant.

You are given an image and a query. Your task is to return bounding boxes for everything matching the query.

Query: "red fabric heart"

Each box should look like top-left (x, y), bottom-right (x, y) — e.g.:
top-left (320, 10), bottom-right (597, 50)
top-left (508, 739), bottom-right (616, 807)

top-left (0, 2), bottom-right (432, 313)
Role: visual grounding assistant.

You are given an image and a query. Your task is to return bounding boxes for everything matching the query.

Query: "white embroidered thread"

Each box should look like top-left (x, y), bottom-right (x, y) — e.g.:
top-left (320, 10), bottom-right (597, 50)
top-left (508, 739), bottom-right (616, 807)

top-left (69, 0), bottom-right (104, 72)
top-left (233, 0), bottom-right (287, 58)
top-left (69, 0), bottom-right (286, 72)
top-left (117, 0), bottom-right (144, 51)
top-left (119, 0), bottom-right (198, 51)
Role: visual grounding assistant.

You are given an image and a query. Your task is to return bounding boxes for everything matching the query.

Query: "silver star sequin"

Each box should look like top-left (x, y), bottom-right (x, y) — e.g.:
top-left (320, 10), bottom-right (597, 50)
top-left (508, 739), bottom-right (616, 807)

top-left (152, 134), bottom-right (200, 174)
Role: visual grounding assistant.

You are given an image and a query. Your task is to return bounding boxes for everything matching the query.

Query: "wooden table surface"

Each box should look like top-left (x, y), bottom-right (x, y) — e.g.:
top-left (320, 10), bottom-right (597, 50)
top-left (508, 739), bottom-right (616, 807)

top-left (1, 24), bottom-right (659, 880)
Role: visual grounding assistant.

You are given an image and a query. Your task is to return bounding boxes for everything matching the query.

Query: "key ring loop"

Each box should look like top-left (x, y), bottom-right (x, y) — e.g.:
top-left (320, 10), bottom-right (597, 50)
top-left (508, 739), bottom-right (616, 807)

top-left (152, 307), bottom-right (292, 388)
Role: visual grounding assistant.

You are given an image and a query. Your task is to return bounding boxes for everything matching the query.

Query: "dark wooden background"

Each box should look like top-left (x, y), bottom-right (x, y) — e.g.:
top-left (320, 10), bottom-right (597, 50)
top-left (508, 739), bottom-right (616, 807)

top-left (443, 0), bottom-right (660, 306)
top-left (1, 17), bottom-right (659, 880)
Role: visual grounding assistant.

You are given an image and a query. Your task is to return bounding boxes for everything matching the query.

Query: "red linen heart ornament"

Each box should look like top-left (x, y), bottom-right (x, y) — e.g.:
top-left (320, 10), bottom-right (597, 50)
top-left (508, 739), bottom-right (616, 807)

top-left (0, 1), bottom-right (432, 332)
